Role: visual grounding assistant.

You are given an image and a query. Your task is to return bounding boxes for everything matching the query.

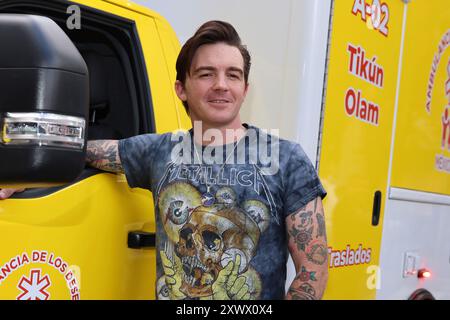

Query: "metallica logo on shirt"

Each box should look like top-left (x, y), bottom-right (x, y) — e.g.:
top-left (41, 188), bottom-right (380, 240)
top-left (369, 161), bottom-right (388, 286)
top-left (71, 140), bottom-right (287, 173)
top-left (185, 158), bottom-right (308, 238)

top-left (156, 162), bottom-right (280, 224)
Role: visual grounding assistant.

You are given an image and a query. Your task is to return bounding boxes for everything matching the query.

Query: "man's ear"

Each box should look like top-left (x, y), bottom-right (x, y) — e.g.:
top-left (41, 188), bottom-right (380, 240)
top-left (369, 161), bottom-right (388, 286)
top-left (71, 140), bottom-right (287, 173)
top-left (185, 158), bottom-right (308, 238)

top-left (175, 80), bottom-right (187, 102)
top-left (244, 82), bottom-right (250, 98)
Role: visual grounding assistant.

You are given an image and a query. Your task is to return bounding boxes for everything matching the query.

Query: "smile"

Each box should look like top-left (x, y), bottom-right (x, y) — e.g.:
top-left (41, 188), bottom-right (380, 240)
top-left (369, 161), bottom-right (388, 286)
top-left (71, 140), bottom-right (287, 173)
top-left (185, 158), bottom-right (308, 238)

top-left (208, 99), bottom-right (230, 103)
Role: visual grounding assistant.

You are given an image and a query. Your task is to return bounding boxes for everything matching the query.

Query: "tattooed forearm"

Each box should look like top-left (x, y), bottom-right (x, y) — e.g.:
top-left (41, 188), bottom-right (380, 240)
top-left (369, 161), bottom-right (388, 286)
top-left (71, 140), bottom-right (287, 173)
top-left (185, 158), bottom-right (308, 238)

top-left (286, 262), bottom-right (327, 300)
top-left (287, 283), bottom-right (317, 300)
top-left (287, 262), bottom-right (327, 300)
top-left (306, 240), bottom-right (328, 265)
top-left (86, 140), bottom-right (123, 173)
top-left (296, 266), bottom-right (317, 282)
top-left (286, 196), bottom-right (328, 300)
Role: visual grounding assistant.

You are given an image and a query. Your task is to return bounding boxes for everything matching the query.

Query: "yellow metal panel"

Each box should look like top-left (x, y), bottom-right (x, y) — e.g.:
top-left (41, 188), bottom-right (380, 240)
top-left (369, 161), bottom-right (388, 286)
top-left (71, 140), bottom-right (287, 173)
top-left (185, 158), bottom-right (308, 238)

top-left (319, 0), bottom-right (404, 299)
top-left (391, 0), bottom-right (450, 195)
top-left (134, 15), bottom-right (181, 133)
top-left (0, 174), bottom-right (155, 299)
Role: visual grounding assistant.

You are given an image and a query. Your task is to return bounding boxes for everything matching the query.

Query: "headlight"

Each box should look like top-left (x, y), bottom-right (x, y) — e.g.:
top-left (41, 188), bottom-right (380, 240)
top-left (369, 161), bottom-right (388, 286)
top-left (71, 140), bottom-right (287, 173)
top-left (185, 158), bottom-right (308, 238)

top-left (1, 112), bottom-right (85, 150)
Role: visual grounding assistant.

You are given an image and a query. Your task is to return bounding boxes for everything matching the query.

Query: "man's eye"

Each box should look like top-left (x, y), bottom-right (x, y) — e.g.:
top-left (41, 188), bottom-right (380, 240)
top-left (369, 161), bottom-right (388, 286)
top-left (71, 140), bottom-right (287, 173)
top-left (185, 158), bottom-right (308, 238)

top-left (228, 74), bottom-right (241, 80)
top-left (200, 73), bottom-right (212, 78)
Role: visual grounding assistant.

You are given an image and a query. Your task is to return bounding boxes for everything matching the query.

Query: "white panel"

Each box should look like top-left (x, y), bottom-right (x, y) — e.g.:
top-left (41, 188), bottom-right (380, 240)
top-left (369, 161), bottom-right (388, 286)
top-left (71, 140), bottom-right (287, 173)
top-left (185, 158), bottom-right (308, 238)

top-left (278, 0), bottom-right (332, 163)
top-left (133, 0), bottom-right (332, 297)
top-left (377, 198), bottom-right (450, 299)
top-left (390, 187), bottom-right (450, 206)
top-left (378, 3), bottom-right (450, 300)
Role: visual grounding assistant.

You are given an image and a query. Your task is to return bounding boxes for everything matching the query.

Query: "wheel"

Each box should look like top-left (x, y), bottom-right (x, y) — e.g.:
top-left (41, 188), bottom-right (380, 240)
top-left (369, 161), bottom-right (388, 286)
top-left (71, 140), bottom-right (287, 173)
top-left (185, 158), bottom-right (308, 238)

top-left (408, 288), bottom-right (435, 300)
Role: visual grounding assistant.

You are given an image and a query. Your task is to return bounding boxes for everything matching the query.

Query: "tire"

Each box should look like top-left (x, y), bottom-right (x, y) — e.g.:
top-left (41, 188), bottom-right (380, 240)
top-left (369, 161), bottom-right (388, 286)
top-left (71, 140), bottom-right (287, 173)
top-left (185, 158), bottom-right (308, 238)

top-left (408, 288), bottom-right (435, 300)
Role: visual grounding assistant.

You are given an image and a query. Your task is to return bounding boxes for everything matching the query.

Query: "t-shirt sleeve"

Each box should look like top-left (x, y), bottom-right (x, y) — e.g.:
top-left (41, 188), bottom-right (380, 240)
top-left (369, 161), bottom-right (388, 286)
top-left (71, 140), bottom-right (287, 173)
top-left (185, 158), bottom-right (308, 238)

top-left (118, 133), bottom-right (165, 189)
top-left (283, 143), bottom-right (327, 218)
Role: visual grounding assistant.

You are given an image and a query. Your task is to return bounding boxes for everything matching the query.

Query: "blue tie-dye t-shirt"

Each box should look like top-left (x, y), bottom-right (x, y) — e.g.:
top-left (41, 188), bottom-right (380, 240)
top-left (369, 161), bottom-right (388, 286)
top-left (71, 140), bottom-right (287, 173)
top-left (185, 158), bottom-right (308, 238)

top-left (118, 124), bottom-right (326, 300)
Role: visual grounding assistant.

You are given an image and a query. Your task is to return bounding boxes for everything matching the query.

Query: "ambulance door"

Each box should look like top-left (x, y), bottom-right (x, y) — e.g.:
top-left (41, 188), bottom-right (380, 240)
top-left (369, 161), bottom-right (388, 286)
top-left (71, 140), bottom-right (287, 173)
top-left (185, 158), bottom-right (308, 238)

top-left (0, 0), bottom-right (179, 299)
top-left (318, 0), bottom-right (405, 299)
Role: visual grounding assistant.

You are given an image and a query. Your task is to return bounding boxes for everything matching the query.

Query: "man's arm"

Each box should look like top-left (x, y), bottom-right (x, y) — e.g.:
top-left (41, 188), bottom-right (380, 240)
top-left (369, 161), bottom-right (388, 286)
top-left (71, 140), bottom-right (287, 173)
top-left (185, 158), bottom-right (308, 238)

top-left (86, 140), bottom-right (123, 173)
top-left (285, 196), bottom-right (328, 300)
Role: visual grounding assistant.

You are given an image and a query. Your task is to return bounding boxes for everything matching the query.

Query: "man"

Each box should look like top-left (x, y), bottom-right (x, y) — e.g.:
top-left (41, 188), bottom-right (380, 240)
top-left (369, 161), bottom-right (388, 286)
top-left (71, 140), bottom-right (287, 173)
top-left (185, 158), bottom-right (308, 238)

top-left (1, 20), bottom-right (328, 300)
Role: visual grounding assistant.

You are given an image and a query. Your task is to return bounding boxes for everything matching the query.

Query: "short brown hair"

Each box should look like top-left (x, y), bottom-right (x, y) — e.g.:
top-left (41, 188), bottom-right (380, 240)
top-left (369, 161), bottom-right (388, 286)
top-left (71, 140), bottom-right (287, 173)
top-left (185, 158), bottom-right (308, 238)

top-left (176, 20), bottom-right (251, 113)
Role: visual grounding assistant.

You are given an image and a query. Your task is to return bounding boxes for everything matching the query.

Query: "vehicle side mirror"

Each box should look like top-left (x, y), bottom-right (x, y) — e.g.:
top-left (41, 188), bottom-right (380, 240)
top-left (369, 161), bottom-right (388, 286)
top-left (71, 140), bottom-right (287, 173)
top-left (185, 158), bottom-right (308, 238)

top-left (0, 14), bottom-right (89, 187)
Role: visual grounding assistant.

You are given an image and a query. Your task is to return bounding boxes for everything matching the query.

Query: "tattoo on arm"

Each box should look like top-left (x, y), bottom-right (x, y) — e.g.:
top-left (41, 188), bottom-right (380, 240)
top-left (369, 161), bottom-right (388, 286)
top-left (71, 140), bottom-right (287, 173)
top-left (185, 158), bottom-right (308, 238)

top-left (287, 199), bottom-right (327, 264)
top-left (86, 140), bottom-right (123, 173)
top-left (288, 225), bottom-right (313, 252)
top-left (286, 196), bottom-right (328, 300)
top-left (316, 213), bottom-right (326, 239)
top-left (305, 241), bottom-right (328, 265)
top-left (288, 283), bottom-right (317, 300)
top-left (295, 266), bottom-right (317, 282)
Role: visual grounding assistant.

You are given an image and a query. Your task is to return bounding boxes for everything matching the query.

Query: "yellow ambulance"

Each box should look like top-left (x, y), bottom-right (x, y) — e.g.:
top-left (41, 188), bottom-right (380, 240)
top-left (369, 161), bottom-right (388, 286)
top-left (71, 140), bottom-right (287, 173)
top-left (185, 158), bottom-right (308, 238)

top-left (319, 0), bottom-right (450, 300)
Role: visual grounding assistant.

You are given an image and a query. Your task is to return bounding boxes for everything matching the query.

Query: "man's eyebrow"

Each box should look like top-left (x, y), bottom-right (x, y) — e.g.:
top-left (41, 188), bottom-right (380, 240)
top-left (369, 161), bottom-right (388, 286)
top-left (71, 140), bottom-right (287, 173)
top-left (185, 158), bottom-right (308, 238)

top-left (227, 67), bottom-right (244, 75)
top-left (192, 66), bottom-right (216, 74)
top-left (192, 66), bottom-right (244, 75)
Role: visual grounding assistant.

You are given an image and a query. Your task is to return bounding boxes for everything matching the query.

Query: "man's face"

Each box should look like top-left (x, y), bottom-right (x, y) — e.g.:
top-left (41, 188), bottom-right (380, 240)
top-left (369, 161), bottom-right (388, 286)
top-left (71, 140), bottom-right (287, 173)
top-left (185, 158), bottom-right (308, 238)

top-left (175, 42), bottom-right (249, 127)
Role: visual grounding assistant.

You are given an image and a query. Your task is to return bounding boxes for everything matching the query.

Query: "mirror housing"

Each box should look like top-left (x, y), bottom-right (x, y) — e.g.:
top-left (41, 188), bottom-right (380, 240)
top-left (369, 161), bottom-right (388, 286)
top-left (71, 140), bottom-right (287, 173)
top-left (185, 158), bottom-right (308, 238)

top-left (0, 14), bottom-right (89, 186)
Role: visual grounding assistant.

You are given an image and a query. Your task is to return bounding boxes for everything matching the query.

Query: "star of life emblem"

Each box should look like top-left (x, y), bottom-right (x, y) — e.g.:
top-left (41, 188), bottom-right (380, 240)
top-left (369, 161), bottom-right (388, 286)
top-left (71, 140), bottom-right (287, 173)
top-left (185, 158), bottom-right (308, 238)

top-left (17, 269), bottom-right (51, 300)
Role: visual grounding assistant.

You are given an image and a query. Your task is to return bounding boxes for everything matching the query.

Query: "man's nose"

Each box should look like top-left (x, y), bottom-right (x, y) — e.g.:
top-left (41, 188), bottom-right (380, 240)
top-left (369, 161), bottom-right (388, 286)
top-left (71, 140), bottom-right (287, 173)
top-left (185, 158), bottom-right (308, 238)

top-left (212, 74), bottom-right (229, 91)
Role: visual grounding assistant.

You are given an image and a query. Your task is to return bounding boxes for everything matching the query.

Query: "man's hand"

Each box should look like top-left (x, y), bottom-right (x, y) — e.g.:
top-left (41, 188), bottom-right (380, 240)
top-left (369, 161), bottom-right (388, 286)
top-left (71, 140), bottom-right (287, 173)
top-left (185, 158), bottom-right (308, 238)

top-left (285, 196), bottom-right (328, 300)
top-left (86, 140), bottom-right (123, 173)
top-left (0, 188), bottom-right (24, 200)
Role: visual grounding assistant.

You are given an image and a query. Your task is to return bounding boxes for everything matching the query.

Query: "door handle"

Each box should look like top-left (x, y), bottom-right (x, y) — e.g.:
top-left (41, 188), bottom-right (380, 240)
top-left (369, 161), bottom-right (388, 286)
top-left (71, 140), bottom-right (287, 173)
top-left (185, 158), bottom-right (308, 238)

top-left (128, 231), bottom-right (155, 249)
top-left (372, 191), bottom-right (382, 226)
